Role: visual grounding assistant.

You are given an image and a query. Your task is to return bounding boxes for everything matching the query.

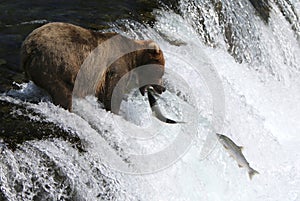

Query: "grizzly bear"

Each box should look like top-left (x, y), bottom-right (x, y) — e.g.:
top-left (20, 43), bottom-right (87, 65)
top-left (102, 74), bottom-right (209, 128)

top-left (21, 22), bottom-right (165, 112)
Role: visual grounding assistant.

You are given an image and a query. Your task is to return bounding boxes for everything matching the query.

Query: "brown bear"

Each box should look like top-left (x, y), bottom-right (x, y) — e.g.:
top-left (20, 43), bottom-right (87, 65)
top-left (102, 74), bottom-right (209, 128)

top-left (21, 22), bottom-right (165, 112)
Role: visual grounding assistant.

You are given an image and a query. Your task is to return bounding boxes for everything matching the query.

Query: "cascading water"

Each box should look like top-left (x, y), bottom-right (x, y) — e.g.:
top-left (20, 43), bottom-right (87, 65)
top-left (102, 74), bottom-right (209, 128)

top-left (1, 0), bottom-right (300, 200)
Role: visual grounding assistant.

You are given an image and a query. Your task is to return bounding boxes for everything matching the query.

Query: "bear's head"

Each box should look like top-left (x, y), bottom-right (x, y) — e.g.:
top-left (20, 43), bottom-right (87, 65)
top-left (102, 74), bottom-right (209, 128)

top-left (97, 38), bottom-right (166, 113)
top-left (134, 40), bottom-right (166, 95)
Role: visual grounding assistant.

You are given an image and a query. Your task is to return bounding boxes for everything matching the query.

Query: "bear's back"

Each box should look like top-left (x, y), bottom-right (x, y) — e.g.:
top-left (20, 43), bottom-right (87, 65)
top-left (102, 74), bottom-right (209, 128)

top-left (21, 22), bottom-right (117, 81)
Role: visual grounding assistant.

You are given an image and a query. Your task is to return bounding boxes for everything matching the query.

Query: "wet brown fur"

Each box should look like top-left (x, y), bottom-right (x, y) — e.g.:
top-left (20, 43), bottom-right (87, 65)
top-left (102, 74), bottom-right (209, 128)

top-left (21, 22), bottom-right (165, 111)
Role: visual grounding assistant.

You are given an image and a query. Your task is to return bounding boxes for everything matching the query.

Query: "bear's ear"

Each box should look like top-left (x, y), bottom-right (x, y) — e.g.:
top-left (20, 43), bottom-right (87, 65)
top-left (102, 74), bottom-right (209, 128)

top-left (148, 42), bottom-right (160, 54)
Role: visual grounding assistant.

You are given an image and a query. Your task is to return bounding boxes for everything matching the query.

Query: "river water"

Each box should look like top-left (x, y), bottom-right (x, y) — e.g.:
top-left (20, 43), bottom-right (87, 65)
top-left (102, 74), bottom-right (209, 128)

top-left (0, 0), bottom-right (300, 200)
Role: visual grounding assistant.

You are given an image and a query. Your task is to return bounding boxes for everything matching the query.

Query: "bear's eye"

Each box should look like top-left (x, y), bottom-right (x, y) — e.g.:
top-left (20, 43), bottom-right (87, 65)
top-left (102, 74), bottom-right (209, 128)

top-left (108, 70), bottom-right (116, 77)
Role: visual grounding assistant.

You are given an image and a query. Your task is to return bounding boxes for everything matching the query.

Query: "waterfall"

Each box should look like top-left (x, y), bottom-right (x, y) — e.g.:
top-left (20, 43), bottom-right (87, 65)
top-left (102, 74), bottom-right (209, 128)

top-left (1, 0), bottom-right (300, 200)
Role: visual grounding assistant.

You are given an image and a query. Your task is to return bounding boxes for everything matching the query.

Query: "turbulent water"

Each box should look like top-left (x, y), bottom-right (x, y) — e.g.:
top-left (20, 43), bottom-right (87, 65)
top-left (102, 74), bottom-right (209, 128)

top-left (1, 0), bottom-right (300, 200)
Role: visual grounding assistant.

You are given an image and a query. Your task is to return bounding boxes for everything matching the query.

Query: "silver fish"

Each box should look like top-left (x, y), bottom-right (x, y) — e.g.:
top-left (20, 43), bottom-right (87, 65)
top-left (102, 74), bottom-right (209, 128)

top-left (216, 133), bottom-right (259, 180)
top-left (147, 87), bottom-right (179, 124)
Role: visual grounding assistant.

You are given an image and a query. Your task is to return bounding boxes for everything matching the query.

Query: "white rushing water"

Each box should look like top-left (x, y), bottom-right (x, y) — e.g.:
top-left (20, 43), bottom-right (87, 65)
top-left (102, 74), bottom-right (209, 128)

top-left (1, 0), bottom-right (300, 200)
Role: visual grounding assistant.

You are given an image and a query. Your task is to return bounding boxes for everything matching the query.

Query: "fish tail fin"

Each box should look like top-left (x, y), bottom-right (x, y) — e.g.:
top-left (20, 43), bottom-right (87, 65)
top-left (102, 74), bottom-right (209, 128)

top-left (248, 167), bottom-right (259, 180)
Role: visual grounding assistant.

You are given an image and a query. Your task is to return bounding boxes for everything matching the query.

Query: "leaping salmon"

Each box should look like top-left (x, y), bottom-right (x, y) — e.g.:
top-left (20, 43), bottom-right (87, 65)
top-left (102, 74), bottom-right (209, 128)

top-left (216, 133), bottom-right (259, 180)
top-left (146, 87), bottom-right (182, 124)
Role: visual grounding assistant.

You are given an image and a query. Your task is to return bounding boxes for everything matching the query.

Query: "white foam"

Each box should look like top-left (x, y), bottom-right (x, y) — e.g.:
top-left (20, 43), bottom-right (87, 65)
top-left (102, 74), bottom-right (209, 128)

top-left (1, 1), bottom-right (300, 200)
